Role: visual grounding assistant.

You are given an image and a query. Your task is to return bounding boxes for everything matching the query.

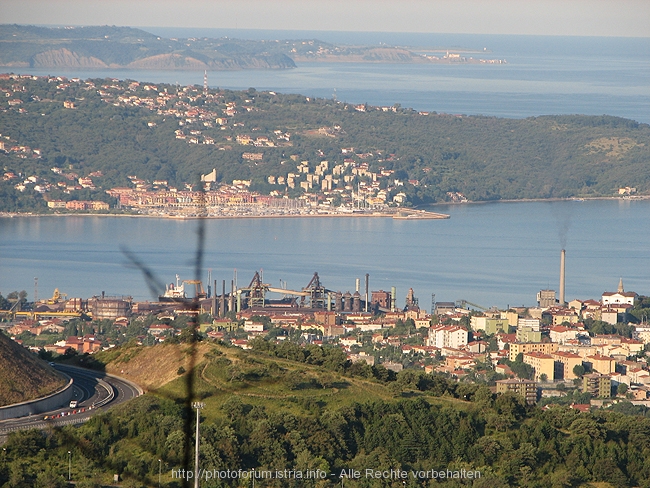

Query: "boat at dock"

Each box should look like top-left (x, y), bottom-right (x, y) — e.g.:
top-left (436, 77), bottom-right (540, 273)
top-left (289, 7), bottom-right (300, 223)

top-left (159, 275), bottom-right (207, 303)
top-left (159, 275), bottom-right (188, 302)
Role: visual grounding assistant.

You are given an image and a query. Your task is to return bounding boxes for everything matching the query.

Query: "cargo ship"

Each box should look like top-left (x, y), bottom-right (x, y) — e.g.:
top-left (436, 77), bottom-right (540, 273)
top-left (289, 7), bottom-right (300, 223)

top-left (159, 275), bottom-right (188, 302)
top-left (159, 275), bottom-right (207, 303)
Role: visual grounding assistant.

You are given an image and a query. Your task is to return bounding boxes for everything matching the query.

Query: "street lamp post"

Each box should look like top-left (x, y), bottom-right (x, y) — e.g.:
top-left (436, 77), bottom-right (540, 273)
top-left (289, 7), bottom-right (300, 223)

top-left (192, 402), bottom-right (205, 488)
top-left (158, 459), bottom-right (162, 487)
top-left (67, 451), bottom-right (71, 481)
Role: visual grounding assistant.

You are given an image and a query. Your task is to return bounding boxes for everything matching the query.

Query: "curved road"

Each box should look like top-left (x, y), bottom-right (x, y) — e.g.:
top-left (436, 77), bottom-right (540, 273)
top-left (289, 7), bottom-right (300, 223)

top-left (0, 365), bottom-right (142, 435)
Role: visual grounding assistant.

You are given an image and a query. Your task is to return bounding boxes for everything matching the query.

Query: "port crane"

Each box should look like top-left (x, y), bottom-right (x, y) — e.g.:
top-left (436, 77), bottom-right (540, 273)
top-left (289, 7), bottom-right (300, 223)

top-left (182, 280), bottom-right (206, 300)
top-left (455, 299), bottom-right (488, 311)
top-left (47, 288), bottom-right (67, 304)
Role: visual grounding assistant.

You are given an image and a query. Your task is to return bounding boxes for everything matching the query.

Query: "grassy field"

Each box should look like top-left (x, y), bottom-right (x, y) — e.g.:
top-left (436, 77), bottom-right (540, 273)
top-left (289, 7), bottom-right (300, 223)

top-left (98, 341), bottom-right (473, 422)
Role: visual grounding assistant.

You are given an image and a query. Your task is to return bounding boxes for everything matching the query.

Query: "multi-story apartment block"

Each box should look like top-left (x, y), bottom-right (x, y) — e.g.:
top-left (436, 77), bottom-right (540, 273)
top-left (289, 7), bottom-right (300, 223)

top-left (509, 342), bottom-right (559, 362)
top-left (552, 351), bottom-right (583, 380)
top-left (582, 373), bottom-right (612, 398)
top-left (496, 378), bottom-right (538, 404)
top-left (523, 352), bottom-right (555, 381)
top-left (427, 325), bottom-right (468, 351)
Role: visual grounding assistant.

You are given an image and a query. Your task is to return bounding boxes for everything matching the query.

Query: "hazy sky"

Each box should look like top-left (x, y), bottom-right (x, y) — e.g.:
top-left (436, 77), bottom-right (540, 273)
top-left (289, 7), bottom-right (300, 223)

top-left (1, 0), bottom-right (648, 37)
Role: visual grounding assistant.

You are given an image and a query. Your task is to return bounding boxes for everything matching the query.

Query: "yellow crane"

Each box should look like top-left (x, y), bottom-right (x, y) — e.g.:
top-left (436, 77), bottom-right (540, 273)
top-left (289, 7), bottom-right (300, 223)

top-left (46, 288), bottom-right (68, 304)
top-left (182, 280), bottom-right (207, 299)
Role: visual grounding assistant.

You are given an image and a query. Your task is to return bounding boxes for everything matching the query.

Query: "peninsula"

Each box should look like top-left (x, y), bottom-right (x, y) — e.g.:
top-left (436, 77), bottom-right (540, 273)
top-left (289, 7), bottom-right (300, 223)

top-left (0, 24), bottom-right (506, 71)
top-left (0, 74), bottom-right (648, 215)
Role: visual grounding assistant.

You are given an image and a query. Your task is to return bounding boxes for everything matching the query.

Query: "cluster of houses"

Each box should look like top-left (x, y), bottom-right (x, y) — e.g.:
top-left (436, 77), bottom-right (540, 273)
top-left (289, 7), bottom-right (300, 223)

top-left (434, 281), bottom-right (649, 403)
top-left (104, 179), bottom-right (303, 215)
top-left (5, 278), bottom-right (650, 408)
top-left (8, 318), bottom-right (102, 355)
top-left (1, 74), bottom-right (425, 213)
top-left (101, 156), bottom-right (416, 216)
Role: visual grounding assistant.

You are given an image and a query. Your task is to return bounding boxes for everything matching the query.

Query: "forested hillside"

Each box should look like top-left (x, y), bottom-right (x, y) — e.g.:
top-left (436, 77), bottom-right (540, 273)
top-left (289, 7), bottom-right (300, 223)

top-left (2, 340), bottom-right (650, 486)
top-left (1, 74), bottom-right (649, 212)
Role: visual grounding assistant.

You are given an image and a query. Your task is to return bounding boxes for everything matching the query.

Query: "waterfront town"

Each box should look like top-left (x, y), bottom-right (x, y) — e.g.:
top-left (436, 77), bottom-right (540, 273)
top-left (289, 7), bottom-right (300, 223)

top-left (3, 75), bottom-right (650, 412)
top-left (2, 271), bottom-right (650, 410)
top-left (1, 73), bottom-right (460, 217)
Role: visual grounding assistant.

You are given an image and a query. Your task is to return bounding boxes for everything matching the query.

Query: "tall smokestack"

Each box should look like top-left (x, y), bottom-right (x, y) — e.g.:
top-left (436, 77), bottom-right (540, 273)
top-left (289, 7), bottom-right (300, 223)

top-left (560, 249), bottom-right (566, 305)
top-left (211, 279), bottom-right (217, 316)
top-left (221, 280), bottom-right (226, 317)
top-left (365, 274), bottom-right (369, 312)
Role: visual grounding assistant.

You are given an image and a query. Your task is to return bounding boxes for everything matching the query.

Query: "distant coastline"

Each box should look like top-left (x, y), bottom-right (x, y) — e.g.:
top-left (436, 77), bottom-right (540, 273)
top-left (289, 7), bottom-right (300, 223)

top-left (0, 209), bottom-right (450, 220)
top-left (426, 194), bottom-right (650, 208)
top-left (4, 195), bottom-right (650, 220)
top-left (0, 24), bottom-right (506, 72)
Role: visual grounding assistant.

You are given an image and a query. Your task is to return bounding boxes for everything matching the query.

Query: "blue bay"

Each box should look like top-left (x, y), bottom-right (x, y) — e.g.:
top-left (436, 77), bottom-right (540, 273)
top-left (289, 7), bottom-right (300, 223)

top-left (1, 199), bottom-right (649, 310)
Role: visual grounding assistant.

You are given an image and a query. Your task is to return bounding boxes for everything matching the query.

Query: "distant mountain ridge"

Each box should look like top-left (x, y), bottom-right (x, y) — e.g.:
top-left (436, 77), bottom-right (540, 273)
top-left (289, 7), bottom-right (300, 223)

top-left (0, 24), bottom-right (504, 70)
top-left (0, 24), bottom-right (296, 70)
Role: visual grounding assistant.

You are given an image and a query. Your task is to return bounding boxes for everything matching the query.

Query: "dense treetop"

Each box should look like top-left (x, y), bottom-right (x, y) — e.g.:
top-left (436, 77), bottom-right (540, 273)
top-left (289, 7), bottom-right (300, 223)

top-left (3, 340), bottom-right (650, 486)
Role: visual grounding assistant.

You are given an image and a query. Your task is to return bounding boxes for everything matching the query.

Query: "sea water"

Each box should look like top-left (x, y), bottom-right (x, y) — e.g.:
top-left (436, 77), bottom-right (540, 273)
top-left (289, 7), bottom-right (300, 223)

top-left (1, 199), bottom-right (649, 309)
top-left (13, 31), bottom-right (650, 123)
top-left (3, 32), bottom-right (649, 308)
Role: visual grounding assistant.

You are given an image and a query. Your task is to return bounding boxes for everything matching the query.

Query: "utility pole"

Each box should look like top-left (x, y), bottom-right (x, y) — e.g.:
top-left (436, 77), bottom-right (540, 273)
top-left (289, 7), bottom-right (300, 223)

top-left (192, 402), bottom-right (205, 488)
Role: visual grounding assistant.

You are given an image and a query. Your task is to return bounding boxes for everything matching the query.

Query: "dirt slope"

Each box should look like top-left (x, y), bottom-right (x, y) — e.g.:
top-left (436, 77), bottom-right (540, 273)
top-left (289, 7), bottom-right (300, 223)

top-left (0, 333), bottom-right (67, 406)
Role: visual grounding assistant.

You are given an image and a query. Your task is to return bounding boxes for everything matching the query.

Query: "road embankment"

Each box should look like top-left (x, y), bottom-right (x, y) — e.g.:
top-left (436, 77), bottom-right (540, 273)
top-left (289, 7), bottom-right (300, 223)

top-left (0, 377), bottom-right (73, 421)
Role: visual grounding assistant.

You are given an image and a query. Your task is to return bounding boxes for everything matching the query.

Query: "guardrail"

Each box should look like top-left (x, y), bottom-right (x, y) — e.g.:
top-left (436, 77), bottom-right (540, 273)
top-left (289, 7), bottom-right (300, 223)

top-left (0, 377), bottom-right (74, 421)
top-left (0, 364), bottom-right (143, 434)
top-left (0, 416), bottom-right (90, 434)
top-left (57, 364), bottom-right (144, 398)
top-left (92, 378), bottom-right (115, 408)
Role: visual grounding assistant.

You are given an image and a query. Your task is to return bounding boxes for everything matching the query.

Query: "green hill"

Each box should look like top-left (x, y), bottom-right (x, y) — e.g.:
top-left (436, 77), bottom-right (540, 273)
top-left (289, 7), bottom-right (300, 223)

top-left (3, 339), bottom-right (650, 486)
top-left (0, 332), bottom-right (66, 406)
top-left (1, 75), bottom-right (649, 212)
top-left (97, 341), bottom-right (402, 418)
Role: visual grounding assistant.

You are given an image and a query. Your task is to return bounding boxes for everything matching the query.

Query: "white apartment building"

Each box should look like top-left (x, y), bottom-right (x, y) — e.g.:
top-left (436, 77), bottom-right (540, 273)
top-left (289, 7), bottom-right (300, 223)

top-left (427, 325), bottom-right (468, 352)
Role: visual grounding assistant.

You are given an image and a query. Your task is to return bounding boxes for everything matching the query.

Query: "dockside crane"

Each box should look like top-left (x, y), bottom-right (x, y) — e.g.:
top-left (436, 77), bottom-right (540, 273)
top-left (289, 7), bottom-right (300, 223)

top-left (47, 288), bottom-right (68, 304)
top-left (182, 280), bottom-right (207, 300)
top-left (455, 299), bottom-right (488, 311)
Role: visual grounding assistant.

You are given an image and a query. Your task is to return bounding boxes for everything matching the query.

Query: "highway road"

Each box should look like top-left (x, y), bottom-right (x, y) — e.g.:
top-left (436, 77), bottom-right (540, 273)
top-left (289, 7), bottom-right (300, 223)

top-left (0, 365), bottom-right (142, 435)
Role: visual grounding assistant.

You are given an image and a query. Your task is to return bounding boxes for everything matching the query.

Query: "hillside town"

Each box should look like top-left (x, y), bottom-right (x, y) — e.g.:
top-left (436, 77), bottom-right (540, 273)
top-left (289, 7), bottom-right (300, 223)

top-left (3, 276), bottom-right (650, 410)
top-left (1, 73), bottom-right (456, 216)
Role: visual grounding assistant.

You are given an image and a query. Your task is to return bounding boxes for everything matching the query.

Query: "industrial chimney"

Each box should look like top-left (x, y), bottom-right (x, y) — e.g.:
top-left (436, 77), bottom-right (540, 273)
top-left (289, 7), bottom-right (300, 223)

top-left (364, 274), bottom-right (369, 312)
top-left (559, 249), bottom-right (566, 305)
